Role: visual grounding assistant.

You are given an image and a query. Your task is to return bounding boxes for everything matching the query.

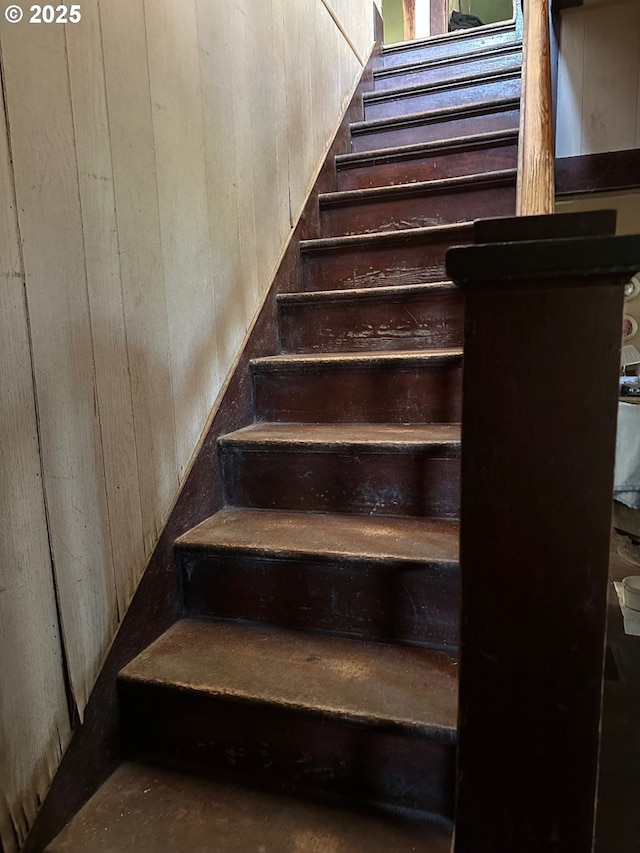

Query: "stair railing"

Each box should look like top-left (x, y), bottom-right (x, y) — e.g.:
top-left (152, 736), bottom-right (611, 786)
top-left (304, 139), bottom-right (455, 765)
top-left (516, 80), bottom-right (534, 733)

top-left (516, 0), bottom-right (555, 214)
top-left (447, 214), bottom-right (639, 853)
top-left (445, 3), bottom-right (640, 850)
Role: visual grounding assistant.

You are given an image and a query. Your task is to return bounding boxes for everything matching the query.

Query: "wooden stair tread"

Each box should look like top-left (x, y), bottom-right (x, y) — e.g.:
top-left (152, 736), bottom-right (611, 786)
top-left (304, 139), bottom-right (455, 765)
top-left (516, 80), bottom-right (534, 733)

top-left (350, 95), bottom-right (520, 135)
top-left (320, 169), bottom-right (516, 207)
top-left (375, 41), bottom-right (522, 80)
top-left (277, 283), bottom-right (463, 356)
top-left (335, 128), bottom-right (519, 170)
top-left (120, 619), bottom-right (458, 735)
top-left (372, 46), bottom-right (523, 96)
top-left (251, 347), bottom-right (463, 370)
top-left (363, 66), bottom-right (521, 105)
top-left (46, 762), bottom-right (453, 853)
top-left (177, 508), bottom-right (459, 565)
top-left (300, 221), bottom-right (472, 254)
top-left (373, 45), bottom-right (522, 93)
top-left (278, 281), bottom-right (457, 305)
top-left (219, 422), bottom-right (462, 449)
top-left (380, 19), bottom-right (517, 58)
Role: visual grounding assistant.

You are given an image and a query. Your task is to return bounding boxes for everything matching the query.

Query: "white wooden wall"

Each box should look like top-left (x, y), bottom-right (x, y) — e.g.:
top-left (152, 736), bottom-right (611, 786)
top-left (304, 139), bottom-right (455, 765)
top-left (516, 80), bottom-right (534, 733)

top-left (556, 0), bottom-right (640, 156)
top-left (556, 190), bottom-right (640, 347)
top-left (0, 1), bottom-right (373, 847)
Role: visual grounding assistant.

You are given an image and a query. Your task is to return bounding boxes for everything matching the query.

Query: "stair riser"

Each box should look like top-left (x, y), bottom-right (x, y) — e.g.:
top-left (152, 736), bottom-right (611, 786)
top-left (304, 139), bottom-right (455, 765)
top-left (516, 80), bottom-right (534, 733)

top-left (179, 549), bottom-right (460, 649)
top-left (351, 105), bottom-right (519, 153)
top-left (221, 447), bottom-right (461, 517)
top-left (320, 182), bottom-right (516, 237)
top-left (374, 49), bottom-right (522, 91)
top-left (364, 75), bottom-right (521, 121)
top-left (252, 361), bottom-right (462, 423)
top-left (336, 139), bottom-right (518, 190)
top-left (279, 290), bottom-right (464, 354)
top-left (378, 27), bottom-right (517, 69)
top-left (302, 227), bottom-right (472, 291)
top-left (120, 682), bottom-right (456, 818)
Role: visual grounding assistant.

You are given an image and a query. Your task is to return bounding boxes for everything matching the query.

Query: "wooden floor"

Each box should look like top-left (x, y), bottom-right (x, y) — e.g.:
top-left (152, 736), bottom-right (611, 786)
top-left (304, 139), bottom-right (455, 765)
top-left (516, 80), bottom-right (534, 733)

top-left (596, 532), bottom-right (640, 853)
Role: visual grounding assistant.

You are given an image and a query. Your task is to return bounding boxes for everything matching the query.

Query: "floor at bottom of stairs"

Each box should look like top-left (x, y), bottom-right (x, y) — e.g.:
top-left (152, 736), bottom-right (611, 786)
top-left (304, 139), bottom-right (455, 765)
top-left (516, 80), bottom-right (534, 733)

top-left (595, 532), bottom-right (640, 853)
top-left (45, 762), bottom-right (452, 853)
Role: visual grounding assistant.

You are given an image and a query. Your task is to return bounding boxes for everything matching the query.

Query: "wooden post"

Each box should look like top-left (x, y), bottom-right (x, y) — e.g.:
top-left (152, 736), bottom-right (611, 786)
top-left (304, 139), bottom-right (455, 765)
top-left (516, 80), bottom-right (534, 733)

top-left (446, 213), bottom-right (640, 853)
top-left (517, 0), bottom-right (555, 214)
top-left (402, 0), bottom-right (416, 40)
top-left (430, 0), bottom-right (448, 37)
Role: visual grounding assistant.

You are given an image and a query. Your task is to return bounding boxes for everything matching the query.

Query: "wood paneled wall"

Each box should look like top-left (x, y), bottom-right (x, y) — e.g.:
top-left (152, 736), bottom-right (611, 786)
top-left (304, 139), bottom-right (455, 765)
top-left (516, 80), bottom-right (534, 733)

top-left (556, 0), bottom-right (640, 156)
top-left (0, 1), bottom-right (373, 848)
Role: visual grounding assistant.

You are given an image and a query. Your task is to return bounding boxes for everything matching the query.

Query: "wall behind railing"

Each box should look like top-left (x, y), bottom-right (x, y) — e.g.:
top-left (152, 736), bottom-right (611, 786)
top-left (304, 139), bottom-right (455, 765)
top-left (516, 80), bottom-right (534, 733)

top-left (0, 1), bottom-right (374, 848)
top-left (555, 191), bottom-right (640, 349)
top-left (556, 0), bottom-right (640, 156)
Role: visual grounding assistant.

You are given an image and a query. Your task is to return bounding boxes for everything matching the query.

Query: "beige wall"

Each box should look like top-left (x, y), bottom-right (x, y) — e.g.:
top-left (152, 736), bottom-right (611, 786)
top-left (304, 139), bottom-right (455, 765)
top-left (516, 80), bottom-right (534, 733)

top-left (0, 1), bottom-right (374, 847)
top-left (556, 190), bottom-right (640, 348)
top-left (556, 0), bottom-right (640, 156)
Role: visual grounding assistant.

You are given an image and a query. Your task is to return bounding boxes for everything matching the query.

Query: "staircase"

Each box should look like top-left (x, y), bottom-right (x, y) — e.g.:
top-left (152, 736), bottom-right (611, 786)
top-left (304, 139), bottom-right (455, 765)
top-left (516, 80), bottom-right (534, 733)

top-left (47, 19), bottom-right (522, 853)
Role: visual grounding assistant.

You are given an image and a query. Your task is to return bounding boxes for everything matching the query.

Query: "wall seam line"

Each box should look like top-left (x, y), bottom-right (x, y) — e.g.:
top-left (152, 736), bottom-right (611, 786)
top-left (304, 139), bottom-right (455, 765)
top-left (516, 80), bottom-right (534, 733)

top-left (141, 0), bottom-right (181, 523)
top-left (0, 38), bottom-right (77, 731)
top-left (64, 23), bottom-right (121, 637)
top-left (96, 0), bottom-right (146, 574)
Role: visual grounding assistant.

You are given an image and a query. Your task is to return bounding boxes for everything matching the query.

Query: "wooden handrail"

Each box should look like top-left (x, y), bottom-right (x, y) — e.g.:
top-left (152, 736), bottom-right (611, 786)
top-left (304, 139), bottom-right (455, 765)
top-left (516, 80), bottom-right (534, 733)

top-left (517, 0), bottom-right (555, 214)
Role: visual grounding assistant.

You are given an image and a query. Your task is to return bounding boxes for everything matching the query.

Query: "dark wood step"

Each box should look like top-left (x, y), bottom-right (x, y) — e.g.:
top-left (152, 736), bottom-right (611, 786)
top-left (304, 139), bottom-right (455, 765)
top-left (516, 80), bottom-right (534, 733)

top-left (278, 282), bottom-right (463, 353)
top-left (336, 129), bottom-right (518, 191)
top-left (374, 43), bottom-right (522, 91)
top-left (363, 68), bottom-right (521, 122)
top-left (378, 20), bottom-right (518, 70)
top-left (177, 508), bottom-right (460, 649)
top-left (219, 423), bottom-right (461, 517)
top-left (350, 98), bottom-right (520, 153)
top-left (119, 619), bottom-right (458, 817)
top-left (251, 349), bottom-right (463, 423)
top-left (301, 222), bottom-right (473, 291)
top-left (320, 170), bottom-right (516, 237)
top-left (46, 762), bottom-right (454, 852)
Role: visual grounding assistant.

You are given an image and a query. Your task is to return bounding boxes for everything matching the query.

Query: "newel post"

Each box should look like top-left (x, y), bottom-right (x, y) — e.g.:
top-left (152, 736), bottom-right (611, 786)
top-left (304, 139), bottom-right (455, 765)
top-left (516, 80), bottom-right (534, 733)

top-left (446, 213), bottom-right (640, 853)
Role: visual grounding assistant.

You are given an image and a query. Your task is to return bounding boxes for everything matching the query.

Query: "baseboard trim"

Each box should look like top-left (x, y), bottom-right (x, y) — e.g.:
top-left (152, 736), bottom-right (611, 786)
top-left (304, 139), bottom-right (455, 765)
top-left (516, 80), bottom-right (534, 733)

top-left (555, 149), bottom-right (640, 196)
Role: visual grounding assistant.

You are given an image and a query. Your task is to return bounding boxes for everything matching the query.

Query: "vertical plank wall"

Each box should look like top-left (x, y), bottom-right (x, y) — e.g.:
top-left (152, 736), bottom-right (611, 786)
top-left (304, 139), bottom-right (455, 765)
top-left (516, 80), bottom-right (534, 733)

top-left (554, 0), bottom-right (640, 347)
top-left (556, 0), bottom-right (640, 156)
top-left (0, 79), bottom-right (72, 852)
top-left (0, 1), bottom-right (373, 848)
